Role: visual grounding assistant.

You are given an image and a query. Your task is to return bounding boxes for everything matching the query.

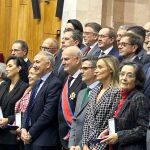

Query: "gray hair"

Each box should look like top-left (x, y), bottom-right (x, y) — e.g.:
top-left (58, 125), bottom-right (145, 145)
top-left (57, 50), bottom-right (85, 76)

top-left (118, 24), bottom-right (131, 31)
top-left (82, 56), bottom-right (98, 67)
top-left (0, 63), bottom-right (7, 79)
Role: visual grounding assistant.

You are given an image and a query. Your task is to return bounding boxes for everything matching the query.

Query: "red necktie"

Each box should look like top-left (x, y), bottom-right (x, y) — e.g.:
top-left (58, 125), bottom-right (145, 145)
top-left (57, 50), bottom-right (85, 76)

top-left (83, 47), bottom-right (91, 56)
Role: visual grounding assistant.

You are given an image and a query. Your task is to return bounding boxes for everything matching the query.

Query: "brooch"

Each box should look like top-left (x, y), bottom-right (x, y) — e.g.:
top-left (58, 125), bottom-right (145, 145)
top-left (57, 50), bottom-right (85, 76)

top-left (70, 92), bottom-right (76, 100)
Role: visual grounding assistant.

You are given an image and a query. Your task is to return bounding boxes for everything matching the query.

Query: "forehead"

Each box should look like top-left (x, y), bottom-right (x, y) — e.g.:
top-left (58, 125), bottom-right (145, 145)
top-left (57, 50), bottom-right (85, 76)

top-left (42, 39), bottom-right (53, 47)
top-left (65, 23), bottom-right (74, 29)
top-left (120, 36), bottom-right (130, 42)
top-left (84, 26), bottom-right (94, 32)
top-left (12, 43), bottom-right (22, 49)
top-left (121, 65), bottom-right (135, 73)
top-left (7, 59), bottom-right (16, 65)
top-left (117, 29), bottom-right (126, 35)
top-left (99, 28), bottom-right (109, 35)
top-left (34, 54), bottom-right (45, 61)
top-left (97, 59), bottom-right (107, 66)
top-left (82, 60), bottom-right (92, 66)
top-left (63, 31), bottom-right (73, 38)
top-left (62, 49), bottom-right (75, 57)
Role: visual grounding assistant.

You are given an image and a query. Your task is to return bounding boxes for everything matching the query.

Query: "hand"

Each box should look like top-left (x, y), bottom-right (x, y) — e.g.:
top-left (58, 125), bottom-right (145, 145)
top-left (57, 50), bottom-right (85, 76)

top-left (83, 144), bottom-right (90, 150)
top-left (98, 128), bottom-right (109, 139)
top-left (75, 145), bottom-right (81, 150)
top-left (100, 133), bottom-right (118, 145)
top-left (70, 146), bottom-right (76, 150)
top-left (0, 118), bottom-right (8, 127)
top-left (21, 128), bottom-right (31, 144)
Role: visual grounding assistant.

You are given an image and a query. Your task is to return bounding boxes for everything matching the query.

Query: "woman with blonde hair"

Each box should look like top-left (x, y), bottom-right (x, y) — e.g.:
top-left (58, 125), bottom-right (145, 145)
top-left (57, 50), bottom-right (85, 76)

top-left (82, 55), bottom-right (121, 150)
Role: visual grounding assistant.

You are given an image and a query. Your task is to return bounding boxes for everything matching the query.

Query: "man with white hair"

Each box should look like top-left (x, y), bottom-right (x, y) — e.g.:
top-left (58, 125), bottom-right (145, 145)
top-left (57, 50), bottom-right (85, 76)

top-left (0, 62), bottom-right (6, 84)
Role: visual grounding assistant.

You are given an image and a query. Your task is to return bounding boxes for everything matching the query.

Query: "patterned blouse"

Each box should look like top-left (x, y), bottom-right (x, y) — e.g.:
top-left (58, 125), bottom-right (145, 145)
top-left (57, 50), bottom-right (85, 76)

top-left (82, 84), bottom-right (121, 150)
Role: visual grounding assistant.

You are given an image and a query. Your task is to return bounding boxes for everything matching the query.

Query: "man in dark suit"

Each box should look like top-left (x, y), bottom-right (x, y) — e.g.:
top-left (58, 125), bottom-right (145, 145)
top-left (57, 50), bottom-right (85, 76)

top-left (69, 56), bottom-right (99, 150)
top-left (82, 22), bottom-right (102, 56)
top-left (118, 32), bottom-right (143, 65)
top-left (97, 27), bottom-right (119, 58)
top-left (21, 51), bottom-right (62, 150)
top-left (11, 40), bottom-right (31, 68)
top-left (58, 46), bottom-right (86, 150)
top-left (54, 29), bottom-right (83, 83)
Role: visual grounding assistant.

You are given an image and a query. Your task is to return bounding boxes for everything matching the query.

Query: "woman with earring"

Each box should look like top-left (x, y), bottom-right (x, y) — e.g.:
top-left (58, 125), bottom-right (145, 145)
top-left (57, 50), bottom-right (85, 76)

top-left (0, 56), bottom-right (28, 150)
top-left (82, 55), bottom-right (121, 150)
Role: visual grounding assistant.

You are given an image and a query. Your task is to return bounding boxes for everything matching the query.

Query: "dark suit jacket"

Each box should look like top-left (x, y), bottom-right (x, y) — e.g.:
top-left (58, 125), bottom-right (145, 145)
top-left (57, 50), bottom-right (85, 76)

top-left (147, 115), bottom-right (150, 150)
top-left (22, 72), bottom-right (62, 146)
top-left (95, 47), bottom-right (119, 58)
top-left (58, 74), bottom-right (86, 149)
top-left (53, 49), bottom-right (68, 83)
top-left (0, 80), bottom-right (28, 144)
top-left (114, 90), bottom-right (149, 150)
top-left (69, 88), bottom-right (91, 148)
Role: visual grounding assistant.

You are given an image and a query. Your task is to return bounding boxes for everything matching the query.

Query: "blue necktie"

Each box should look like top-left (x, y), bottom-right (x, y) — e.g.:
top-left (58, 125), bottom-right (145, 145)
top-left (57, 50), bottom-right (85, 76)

top-left (25, 79), bottom-right (43, 128)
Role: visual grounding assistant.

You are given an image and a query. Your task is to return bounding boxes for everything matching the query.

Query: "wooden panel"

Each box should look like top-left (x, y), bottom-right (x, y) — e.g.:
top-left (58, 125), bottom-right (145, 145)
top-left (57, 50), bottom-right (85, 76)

top-left (0, 0), bottom-right (61, 61)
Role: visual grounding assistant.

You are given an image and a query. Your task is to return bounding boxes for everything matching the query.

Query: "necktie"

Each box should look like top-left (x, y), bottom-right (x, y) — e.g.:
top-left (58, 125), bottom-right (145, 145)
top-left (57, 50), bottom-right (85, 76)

top-left (83, 47), bottom-right (91, 56)
top-left (68, 76), bottom-right (74, 87)
top-left (101, 51), bottom-right (105, 56)
top-left (25, 79), bottom-right (43, 128)
top-left (81, 88), bottom-right (90, 107)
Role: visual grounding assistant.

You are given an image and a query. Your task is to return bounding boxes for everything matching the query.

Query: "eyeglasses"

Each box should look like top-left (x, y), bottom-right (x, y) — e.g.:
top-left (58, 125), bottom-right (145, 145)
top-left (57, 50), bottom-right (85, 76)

top-left (83, 32), bottom-right (98, 36)
top-left (40, 46), bottom-right (56, 52)
top-left (118, 42), bottom-right (132, 47)
top-left (81, 66), bottom-right (96, 71)
top-left (11, 49), bottom-right (22, 52)
top-left (119, 72), bottom-right (135, 78)
top-left (98, 34), bottom-right (109, 38)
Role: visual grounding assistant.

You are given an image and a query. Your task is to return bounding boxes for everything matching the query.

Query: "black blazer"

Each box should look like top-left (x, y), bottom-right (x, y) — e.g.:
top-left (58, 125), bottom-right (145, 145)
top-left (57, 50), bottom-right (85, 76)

top-left (114, 90), bottom-right (149, 150)
top-left (22, 72), bottom-right (62, 147)
top-left (58, 74), bottom-right (86, 149)
top-left (0, 80), bottom-right (28, 145)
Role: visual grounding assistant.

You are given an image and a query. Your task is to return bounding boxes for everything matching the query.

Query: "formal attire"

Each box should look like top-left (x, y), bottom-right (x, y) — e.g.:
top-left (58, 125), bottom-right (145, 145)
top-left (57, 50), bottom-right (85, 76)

top-left (96, 46), bottom-right (119, 58)
top-left (81, 43), bottom-right (100, 57)
top-left (22, 72), bottom-right (62, 150)
top-left (58, 71), bottom-right (86, 149)
top-left (0, 79), bottom-right (28, 149)
top-left (68, 81), bottom-right (99, 149)
top-left (113, 89), bottom-right (149, 150)
top-left (147, 115), bottom-right (150, 150)
top-left (82, 84), bottom-right (120, 150)
top-left (138, 48), bottom-right (150, 65)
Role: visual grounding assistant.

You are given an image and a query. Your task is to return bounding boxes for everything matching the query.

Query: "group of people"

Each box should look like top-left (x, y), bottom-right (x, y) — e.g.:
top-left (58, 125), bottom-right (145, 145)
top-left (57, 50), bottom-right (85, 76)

top-left (0, 19), bottom-right (150, 150)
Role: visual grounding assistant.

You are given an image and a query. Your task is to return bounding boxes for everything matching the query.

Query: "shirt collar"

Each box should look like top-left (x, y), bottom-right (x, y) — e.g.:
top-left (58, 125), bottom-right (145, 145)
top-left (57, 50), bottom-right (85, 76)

top-left (101, 46), bottom-right (113, 55)
top-left (88, 42), bottom-right (98, 50)
top-left (41, 72), bottom-right (52, 82)
top-left (72, 70), bottom-right (81, 79)
top-left (88, 81), bottom-right (99, 89)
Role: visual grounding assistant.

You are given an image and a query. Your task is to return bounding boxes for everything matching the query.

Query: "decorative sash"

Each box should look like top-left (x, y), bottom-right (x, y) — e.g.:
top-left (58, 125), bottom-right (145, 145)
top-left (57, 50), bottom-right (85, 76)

top-left (61, 78), bottom-right (74, 128)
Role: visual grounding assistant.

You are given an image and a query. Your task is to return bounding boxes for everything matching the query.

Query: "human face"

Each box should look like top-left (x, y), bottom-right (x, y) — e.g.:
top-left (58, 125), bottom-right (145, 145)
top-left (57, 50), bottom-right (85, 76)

top-left (119, 65), bottom-right (136, 91)
top-left (98, 28), bottom-right (115, 50)
top-left (11, 43), bottom-right (26, 58)
top-left (81, 60), bottom-right (96, 84)
top-left (61, 31), bottom-right (77, 49)
top-left (6, 59), bottom-right (20, 79)
top-left (95, 59), bottom-right (112, 82)
top-left (61, 50), bottom-right (79, 75)
top-left (83, 26), bottom-right (98, 46)
top-left (28, 67), bottom-right (39, 86)
top-left (118, 36), bottom-right (136, 58)
top-left (117, 29), bottom-right (127, 45)
top-left (40, 39), bottom-right (57, 54)
top-left (146, 36), bottom-right (150, 54)
top-left (33, 54), bottom-right (51, 77)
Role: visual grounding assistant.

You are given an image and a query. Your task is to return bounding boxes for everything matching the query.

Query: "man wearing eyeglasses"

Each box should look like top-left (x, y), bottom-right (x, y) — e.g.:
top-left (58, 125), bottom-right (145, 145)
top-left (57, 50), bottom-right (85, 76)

top-left (40, 38), bottom-right (58, 56)
top-left (118, 32), bottom-right (143, 65)
top-left (98, 27), bottom-right (119, 58)
top-left (82, 22), bottom-right (102, 56)
top-left (11, 40), bottom-right (31, 68)
top-left (69, 56), bottom-right (99, 150)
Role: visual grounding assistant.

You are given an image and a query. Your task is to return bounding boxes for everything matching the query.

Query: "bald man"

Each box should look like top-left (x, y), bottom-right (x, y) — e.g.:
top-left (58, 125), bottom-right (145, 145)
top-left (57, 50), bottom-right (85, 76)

top-left (58, 46), bottom-right (86, 150)
top-left (40, 38), bottom-right (58, 55)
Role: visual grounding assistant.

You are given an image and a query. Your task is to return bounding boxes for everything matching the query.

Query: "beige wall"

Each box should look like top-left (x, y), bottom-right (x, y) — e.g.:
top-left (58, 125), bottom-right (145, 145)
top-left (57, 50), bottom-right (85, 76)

top-left (61, 0), bottom-right (150, 31)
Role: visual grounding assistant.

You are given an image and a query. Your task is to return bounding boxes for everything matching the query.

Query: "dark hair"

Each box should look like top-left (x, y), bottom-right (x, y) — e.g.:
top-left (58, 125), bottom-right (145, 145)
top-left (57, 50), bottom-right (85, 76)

top-left (13, 40), bottom-right (29, 55)
top-left (6, 56), bottom-right (28, 82)
top-left (82, 56), bottom-right (98, 67)
top-left (127, 26), bottom-right (146, 42)
top-left (67, 19), bottom-right (83, 32)
top-left (122, 32), bottom-right (143, 54)
top-left (119, 61), bottom-right (145, 91)
top-left (85, 22), bottom-right (102, 33)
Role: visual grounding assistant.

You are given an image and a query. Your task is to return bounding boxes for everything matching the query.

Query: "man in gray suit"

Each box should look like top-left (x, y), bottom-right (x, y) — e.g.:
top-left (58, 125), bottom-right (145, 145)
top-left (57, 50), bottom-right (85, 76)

top-left (82, 22), bottom-right (102, 56)
top-left (69, 56), bottom-right (99, 150)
